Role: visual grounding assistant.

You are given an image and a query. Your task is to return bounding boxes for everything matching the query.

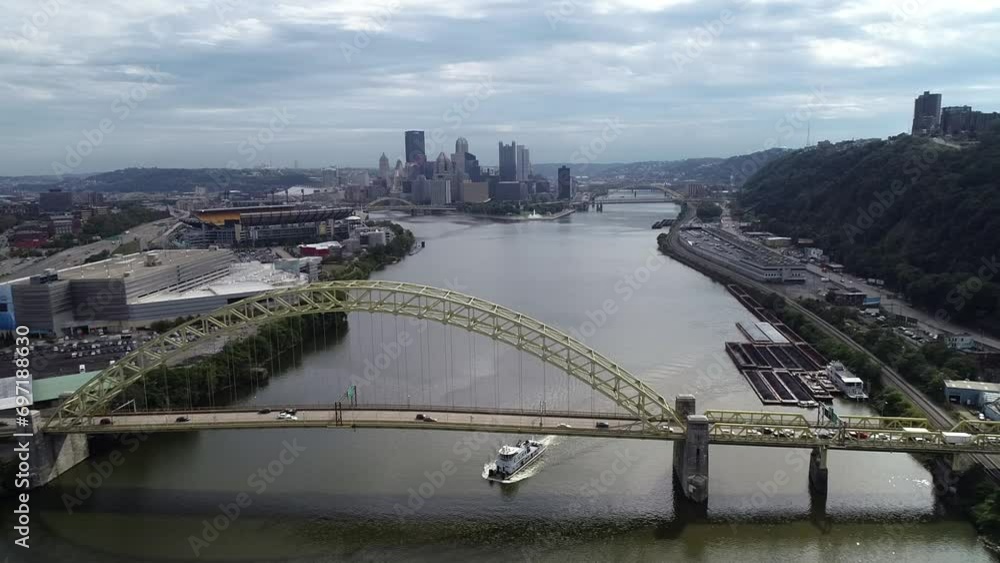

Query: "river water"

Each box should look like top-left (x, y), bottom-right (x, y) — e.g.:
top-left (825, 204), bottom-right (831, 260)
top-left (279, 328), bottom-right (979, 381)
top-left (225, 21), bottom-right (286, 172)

top-left (3, 204), bottom-right (994, 562)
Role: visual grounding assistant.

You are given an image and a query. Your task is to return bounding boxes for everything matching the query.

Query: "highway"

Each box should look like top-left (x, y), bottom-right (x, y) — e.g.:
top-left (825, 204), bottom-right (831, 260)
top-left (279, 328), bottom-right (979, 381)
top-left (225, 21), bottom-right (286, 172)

top-left (664, 205), bottom-right (1000, 477)
top-left (0, 217), bottom-right (178, 282)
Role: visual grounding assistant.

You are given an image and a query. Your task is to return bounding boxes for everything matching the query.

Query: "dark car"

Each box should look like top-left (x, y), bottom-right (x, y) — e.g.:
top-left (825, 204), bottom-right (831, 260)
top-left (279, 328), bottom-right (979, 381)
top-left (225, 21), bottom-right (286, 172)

top-left (415, 413), bottom-right (425, 420)
top-left (99, 418), bottom-right (113, 425)
top-left (175, 416), bottom-right (190, 423)
top-left (596, 421), bottom-right (610, 429)
top-left (257, 408), bottom-right (271, 415)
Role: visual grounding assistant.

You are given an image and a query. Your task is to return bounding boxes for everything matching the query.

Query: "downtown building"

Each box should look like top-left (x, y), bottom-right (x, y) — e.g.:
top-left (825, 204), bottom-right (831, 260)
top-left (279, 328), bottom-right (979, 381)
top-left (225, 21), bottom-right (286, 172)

top-left (557, 166), bottom-right (573, 200)
top-left (498, 141), bottom-right (517, 181)
top-left (516, 145), bottom-right (531, 181)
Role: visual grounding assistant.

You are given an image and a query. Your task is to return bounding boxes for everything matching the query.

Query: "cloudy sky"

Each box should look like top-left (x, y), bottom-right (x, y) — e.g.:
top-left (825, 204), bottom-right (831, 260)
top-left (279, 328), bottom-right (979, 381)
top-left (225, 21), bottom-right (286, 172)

top-left (1, 0), bottom-right (998, 176)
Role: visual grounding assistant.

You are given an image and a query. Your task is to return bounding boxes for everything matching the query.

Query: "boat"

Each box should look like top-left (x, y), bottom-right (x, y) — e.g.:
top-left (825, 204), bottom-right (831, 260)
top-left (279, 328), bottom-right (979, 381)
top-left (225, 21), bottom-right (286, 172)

top-left (826, 361), bottom-right (868, 400)
top-left (485, 439), bottom-right (546, 482)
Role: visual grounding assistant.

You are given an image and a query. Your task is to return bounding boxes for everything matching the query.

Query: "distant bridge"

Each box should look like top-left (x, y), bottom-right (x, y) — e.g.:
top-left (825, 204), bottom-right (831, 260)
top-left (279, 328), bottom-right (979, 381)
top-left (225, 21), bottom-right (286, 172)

top-left (363, 197), bottom-right (455, 213)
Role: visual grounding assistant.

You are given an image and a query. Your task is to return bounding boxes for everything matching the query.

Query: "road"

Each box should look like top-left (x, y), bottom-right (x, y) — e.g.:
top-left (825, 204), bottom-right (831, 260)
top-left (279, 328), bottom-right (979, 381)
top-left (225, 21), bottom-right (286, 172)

top-left (808, 263), bottom-right (1000, 350)
top-left (41, 406), bottom-right (1000, 454)
top-left (0, 218), bottom-right (177, 282)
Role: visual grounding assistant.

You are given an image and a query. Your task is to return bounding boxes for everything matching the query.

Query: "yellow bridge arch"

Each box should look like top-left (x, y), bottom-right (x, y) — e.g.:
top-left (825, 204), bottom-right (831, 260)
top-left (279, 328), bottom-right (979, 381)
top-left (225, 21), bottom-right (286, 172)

top-left (48, 281), bottom-right (681, 431)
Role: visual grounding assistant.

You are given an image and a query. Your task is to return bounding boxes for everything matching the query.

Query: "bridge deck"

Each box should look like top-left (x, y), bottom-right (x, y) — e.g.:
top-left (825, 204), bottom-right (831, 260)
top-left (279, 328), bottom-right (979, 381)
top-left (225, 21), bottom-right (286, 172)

top-left (46, 406), bottom-right (1000, 455)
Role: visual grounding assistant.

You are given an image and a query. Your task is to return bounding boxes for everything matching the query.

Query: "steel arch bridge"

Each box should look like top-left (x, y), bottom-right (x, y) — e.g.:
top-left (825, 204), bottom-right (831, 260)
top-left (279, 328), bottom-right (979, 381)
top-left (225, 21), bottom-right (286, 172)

top-left (47, 281), bottom-right (680, 431)
top-left (366, 197), bottom-right (415, 209)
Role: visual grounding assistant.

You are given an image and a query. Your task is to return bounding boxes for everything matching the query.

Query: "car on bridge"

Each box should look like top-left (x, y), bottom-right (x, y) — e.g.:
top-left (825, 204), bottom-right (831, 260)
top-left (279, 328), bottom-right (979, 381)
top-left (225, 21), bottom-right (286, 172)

top-left (175, 416), bottom-right (190, 423)
top-left (277, 412), bottom-right (298, 421)
top-left (595, 421), bottom-right (610, 429)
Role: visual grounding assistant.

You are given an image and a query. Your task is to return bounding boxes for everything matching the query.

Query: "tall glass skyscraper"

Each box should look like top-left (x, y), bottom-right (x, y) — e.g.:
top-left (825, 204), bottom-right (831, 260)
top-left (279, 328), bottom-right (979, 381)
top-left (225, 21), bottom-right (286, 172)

top-left (405, 130), bottom-right (425, 164)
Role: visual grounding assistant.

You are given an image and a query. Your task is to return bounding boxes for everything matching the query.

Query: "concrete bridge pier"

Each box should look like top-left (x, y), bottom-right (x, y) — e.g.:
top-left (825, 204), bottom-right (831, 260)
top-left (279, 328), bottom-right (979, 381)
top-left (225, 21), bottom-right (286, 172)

top-left (27, 410), bottom-right (90, 489)
top-left (930, 455), bottom-right (970, 499)
top-left (672, 395), bottom-right (710, 503)
top-left (808, 446), bottom-right (828, 496)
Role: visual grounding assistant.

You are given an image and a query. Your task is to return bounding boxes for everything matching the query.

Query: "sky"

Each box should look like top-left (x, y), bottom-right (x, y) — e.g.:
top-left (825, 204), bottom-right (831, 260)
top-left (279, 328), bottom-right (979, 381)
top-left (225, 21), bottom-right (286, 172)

top-left (1, 0), bottom-right (998, 176)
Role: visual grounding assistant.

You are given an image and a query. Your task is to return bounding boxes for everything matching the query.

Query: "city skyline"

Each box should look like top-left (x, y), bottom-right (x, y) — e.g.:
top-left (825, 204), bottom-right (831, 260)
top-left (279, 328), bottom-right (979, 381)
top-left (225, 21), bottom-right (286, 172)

top-left (2, 1), bottom-right (999, 176)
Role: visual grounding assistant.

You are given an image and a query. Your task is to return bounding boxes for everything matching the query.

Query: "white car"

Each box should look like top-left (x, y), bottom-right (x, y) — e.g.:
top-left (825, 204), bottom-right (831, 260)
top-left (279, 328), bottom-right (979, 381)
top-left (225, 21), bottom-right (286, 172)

top-left (277, 413), bottom-right (298, 421)
top-left (557, 423), bottom-right (573, 429)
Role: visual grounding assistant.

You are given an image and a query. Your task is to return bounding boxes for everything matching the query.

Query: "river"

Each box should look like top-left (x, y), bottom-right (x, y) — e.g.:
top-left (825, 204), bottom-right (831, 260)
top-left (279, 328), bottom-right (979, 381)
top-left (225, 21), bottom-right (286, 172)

top-left (2, 204), bottom-right (993, 562)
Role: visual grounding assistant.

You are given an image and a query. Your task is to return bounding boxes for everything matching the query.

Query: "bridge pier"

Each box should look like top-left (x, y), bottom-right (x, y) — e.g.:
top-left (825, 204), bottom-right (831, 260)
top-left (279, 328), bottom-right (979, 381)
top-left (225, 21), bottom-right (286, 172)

top-left (27, 410), bottom-right (90, 489)
top-left (672, 395), bottom-right (710, 503)
top-left (808, 446), bottom-right (828, 496)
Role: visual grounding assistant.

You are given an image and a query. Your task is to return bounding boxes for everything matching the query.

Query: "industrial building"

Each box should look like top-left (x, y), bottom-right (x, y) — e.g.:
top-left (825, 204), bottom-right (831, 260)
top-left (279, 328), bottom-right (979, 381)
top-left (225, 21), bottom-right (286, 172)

top-left (0, 249), bottom-right (314, 335)
top-left (944, 380), bottom-right (1000, 408)
top-left (182, 204), bottom-right (353, 247)
top-left (681, 227), bottom-right (808, 284)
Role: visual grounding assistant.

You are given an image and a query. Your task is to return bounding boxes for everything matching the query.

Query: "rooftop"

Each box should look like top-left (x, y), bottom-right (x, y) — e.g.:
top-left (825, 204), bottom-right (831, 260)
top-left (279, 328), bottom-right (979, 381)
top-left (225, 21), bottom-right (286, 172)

top-left (33, 370), bottom-right (101, 402)
top-left (132, 261), bottom-right (305, 303)
top-left (9, 249), bottom-right (230, 284)
top-left (944, 380), bottom-right (1000, 393)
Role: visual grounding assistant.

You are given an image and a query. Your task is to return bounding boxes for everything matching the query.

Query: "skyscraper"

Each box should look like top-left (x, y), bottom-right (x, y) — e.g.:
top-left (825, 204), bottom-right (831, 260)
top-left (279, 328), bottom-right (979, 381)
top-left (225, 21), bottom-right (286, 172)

top-left (434, 152), bottom-right (451, 175)
top-left (516, 145), bottom-right (531, 181)
top-left (378, 153), bottom-right (390, 180)
top-left (455, 137), bottom-right (469, 155)
top-left (498, 141), bottom-right (517, 182)
top-left (912, 91), bottom-right (942, 135)
top-left (558, 166), bottom-right (572, 200)
top-left (405, 130), bottom-right (425, 164)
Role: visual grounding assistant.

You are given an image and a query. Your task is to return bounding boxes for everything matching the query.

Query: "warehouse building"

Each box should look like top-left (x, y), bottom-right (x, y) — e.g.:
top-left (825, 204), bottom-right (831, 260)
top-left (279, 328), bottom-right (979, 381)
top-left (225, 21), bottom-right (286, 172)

top-left (944, 380), bottom-right (1000, 408)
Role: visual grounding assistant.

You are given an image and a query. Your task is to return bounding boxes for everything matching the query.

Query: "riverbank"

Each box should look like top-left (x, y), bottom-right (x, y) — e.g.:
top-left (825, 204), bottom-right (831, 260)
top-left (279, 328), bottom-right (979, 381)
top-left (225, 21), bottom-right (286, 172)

top-left (657, 222), bottom-right (1000, 546)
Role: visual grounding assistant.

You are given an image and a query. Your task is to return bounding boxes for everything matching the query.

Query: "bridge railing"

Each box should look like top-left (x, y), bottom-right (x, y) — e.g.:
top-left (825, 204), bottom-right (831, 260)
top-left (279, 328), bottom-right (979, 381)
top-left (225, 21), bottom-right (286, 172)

top-left (91, 403), bottom-right (646, 421)
top-left (708, 422), bottom-right (1000, 453)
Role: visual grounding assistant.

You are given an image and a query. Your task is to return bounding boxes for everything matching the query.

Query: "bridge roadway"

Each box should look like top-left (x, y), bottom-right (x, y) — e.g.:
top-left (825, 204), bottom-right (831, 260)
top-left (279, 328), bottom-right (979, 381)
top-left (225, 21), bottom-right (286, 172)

top-left (43, 404), bottom-right (1000, 455)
